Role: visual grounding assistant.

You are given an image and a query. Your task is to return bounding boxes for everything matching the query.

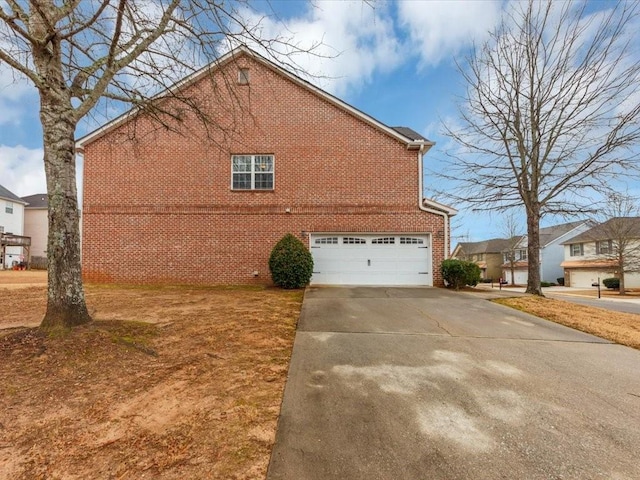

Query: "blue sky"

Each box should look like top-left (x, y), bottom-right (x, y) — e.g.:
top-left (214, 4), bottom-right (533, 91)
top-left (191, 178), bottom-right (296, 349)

top-left (0, 0), bottom-right (635, 245)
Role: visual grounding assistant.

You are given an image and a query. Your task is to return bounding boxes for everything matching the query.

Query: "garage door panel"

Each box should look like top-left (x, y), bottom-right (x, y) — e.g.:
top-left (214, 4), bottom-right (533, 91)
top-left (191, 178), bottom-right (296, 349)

top-left (569, 270), bottom-right (615, 288)
top-left (310, 234), bottom-right (432, 286)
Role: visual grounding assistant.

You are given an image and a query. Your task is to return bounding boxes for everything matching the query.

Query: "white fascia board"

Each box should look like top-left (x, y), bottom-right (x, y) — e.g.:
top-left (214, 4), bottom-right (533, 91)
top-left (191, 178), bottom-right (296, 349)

top-left (0, 195), bottom-right (28, 205)
top-left (543, 222), bottom-right (590, 248)
top-left (423, 197), bottom-right (458, 216)
top-left (76, 45), bottom-right (431, 151)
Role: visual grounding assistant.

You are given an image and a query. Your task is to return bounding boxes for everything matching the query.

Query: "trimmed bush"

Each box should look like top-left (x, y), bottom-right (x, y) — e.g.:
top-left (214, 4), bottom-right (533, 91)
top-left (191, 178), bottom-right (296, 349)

top-left (602, 277), bottom-right (620, 289)
top-left (441, 259), bottom-right (481, 290)
top-left (541, 281), bottom-right (557, 287)
top-left (556, 277), bottom-right (565, 286)
top-left (269, 233), bottom-right (314, 289)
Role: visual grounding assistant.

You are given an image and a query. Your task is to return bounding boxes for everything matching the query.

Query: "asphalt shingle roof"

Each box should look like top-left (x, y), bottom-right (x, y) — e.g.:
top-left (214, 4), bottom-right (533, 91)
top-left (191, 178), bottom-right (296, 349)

top-left (563, 217), bottom-right (640, 243)
top-left (0, 184), bottom-right (26, 203)
top-left (538, 220), bottom-right (586, 246)
top-left (391, 126), bottom-right (427, 142)
top-left (456, 237), bottom-right (515, 255)
top-left (21, 193), bottom-right (48, 209)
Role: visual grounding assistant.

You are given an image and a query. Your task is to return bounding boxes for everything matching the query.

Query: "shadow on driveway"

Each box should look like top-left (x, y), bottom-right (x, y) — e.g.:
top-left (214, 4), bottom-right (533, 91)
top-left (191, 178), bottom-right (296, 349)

top-left (267, 287), bottom-right (640, 480)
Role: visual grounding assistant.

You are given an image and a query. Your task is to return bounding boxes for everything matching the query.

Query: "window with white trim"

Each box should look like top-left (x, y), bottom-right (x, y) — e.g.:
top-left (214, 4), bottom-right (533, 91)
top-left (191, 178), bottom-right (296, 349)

top-left (343, 237), bottom-right (366, 244)
top-left (372, 237), bottom-right (395, 244)
top-left (570, 243), bottom-right (584, 256)
top-left (315, 237), bottom-right (338, 245)
top-left (400, 237), bottom-right (424, 245)
top-left (0, 225), bottom-right (4, 233)
top-left (5, 202), bottom-right (13, 214)
top-left (232, 155), bottom-right (274, 190)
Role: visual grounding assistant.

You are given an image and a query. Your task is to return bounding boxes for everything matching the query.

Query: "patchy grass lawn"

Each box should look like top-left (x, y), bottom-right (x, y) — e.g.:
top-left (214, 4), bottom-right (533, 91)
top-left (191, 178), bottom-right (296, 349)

top-left (495, 296), bottom-right (640, 350)
top-left (0, 280), bottom-right (303, 479)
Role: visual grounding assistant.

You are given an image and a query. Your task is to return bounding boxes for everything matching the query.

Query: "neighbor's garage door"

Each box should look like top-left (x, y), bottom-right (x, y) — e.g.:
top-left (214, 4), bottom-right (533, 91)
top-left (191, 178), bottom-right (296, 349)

top-left (309, 234), bottom-right (432, 286)
top-left (503, 270), bottom-right (528, 285)
top-left (569, 270), bottom-right (615, 288)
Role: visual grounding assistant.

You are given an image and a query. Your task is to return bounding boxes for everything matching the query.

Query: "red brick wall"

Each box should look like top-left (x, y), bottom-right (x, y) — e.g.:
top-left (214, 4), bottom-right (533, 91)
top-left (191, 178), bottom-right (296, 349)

top-left (82, 53), bottom-right (448, 286)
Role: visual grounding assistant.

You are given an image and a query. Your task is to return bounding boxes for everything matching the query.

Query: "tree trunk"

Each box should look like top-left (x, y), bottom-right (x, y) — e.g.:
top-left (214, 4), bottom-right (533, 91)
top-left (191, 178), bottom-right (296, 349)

top-left (619, 269), bottom-right (626, 296)
top-left (510, 261), bottom-right (515, 286)
top-left (39, 98), bottom-right (91, 329)
top-left (525, 204), bottom-right (543, 296)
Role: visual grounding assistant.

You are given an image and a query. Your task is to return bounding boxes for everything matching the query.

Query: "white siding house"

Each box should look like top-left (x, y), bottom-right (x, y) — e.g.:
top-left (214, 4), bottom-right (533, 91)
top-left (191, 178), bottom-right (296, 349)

top-left (502, 221), bottom-right (590, 284)
top-left (0, 184), bottom-right (28, 268)
top-left (561, 218), bottom-right (640, 288)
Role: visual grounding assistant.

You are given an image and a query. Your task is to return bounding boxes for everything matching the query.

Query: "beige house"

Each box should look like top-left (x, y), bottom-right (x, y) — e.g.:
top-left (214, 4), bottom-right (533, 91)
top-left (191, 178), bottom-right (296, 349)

top-left (451, 238), bottom-right (513, 281)
top-left (21, 194), bottom-right (48, 265)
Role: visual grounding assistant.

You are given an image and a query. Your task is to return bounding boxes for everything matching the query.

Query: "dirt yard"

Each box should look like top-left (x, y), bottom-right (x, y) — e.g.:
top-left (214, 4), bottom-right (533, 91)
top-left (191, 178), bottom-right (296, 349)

top-left (0, 271), bottom-right (303, 479)
top-left (495, 296), bottom-right (640, 350)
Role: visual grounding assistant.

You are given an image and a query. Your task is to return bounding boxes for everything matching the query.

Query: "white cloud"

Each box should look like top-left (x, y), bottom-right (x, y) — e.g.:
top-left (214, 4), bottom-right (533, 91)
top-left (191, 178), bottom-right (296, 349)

top-left (0, 145), bottom-right (85, 203)
top-left (0, 61), bottom-right (36, 126)
top-left (0, 145), bottom-right (45, 196)
top-left (235, 0), bottom-right (402, 97)
top-left (398, 0), bottom-right (502, 68)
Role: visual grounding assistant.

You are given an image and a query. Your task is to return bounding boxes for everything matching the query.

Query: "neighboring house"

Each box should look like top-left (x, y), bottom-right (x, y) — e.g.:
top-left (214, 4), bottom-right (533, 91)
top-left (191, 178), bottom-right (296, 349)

top-left (501, 221), bottom-right (590, 284)
top-left (77, 46), bottom-right (456, 287)
top-left (561, 217), bottom-right (640, 288)
top-left (451, 238), bottom-right (513, 280)
top-left (0, 184), bottom-right (28, 269)
top-left (21, 193), bottom-right (49, 265)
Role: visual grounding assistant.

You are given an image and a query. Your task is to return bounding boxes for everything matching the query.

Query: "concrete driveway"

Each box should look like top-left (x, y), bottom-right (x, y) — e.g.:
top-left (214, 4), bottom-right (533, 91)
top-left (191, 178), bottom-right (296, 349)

top-left (267, 287), bottom-right (640, 480)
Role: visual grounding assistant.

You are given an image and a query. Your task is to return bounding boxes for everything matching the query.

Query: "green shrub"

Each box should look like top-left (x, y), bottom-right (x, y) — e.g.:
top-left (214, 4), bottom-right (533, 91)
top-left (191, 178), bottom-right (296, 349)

top-left (602, 277), bottom-right (620, 289)
top-left (541, 281), bottom-right (557, 287)
top-left (465, 262), bottom-right (481, 287)
top-left (441, 259), bottom-right (481, 290)
top-left (269, 233), bottom-right (314, 289)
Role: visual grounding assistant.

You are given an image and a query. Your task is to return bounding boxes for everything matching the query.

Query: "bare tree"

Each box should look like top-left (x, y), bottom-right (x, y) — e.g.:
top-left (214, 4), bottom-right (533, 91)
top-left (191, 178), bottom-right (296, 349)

top-left (499, 210), bottom-right (524, 286)
top-left (587, 193), bottom-right (640, 295)
top-left (439, 0), bottom-right (640, 295)
top-left (0, 1), bottom-right (318, 329)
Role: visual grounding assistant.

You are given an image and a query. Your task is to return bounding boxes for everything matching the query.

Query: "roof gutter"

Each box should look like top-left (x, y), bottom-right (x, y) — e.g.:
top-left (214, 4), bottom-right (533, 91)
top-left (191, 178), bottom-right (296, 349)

top-left (417, 143), bottom-right (457, 259)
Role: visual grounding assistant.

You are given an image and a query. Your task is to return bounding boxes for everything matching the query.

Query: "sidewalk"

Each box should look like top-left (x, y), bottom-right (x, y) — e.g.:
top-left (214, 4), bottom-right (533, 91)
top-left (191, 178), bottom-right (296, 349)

top-left (473, 283), bottom-right (640, 305)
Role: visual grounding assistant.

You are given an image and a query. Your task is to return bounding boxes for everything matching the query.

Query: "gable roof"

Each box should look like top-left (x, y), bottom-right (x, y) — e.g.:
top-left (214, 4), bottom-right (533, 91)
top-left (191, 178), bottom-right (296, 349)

top-left (455, 237), bottom-right (515, 255)
top-left (538, 220), bottom-right (587, 247)
top-left (76, 46), bottom-right (433, 152)
top-left (391, 127), bottom-right (426, 142)
top-left (0, 184), bottom-right (27, 204)
top-left (563, 217), bottom-right (640, 244)
top-left (21, 193), bottom-right (48, 209)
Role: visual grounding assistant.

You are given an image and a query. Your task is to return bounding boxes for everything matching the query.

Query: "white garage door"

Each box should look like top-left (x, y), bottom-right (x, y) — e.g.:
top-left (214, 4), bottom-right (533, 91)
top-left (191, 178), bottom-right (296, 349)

top-left (309, 234), bottom-right (432, 286)
top-left (503, 270), bottom-right (528, 285)
top-left (569, 270), bottom-right (615, 288)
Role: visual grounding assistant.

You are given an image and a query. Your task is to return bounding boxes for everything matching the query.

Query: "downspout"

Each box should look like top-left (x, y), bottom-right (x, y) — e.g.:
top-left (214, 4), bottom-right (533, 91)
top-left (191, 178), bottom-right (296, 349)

top-left (416, 144), bottom-right (453, 259)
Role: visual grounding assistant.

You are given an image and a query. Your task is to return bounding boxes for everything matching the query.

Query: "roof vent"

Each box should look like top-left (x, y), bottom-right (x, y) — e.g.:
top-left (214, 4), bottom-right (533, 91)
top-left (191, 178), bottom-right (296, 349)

top-left (238, 68), bottom-right (250, 85)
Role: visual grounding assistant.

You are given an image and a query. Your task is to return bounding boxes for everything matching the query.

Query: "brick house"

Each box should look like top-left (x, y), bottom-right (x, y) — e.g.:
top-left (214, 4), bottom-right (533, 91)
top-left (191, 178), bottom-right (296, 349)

top-left (77, 46), bottom-right (456, 286)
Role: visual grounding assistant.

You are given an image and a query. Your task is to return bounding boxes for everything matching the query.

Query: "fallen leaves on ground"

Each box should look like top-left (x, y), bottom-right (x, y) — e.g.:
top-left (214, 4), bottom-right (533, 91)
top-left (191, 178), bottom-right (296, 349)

top-left (494, 296), bottom-right (640, 349)
top-left (0, 283), bottom-right (303, 479)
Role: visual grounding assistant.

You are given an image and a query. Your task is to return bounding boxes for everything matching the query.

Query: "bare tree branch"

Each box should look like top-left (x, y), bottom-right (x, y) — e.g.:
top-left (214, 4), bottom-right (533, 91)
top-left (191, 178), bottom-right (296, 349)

top-left (437, 0), bottom-right (640, 295)
top-left (0, 0), bottom-right (327, 328)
